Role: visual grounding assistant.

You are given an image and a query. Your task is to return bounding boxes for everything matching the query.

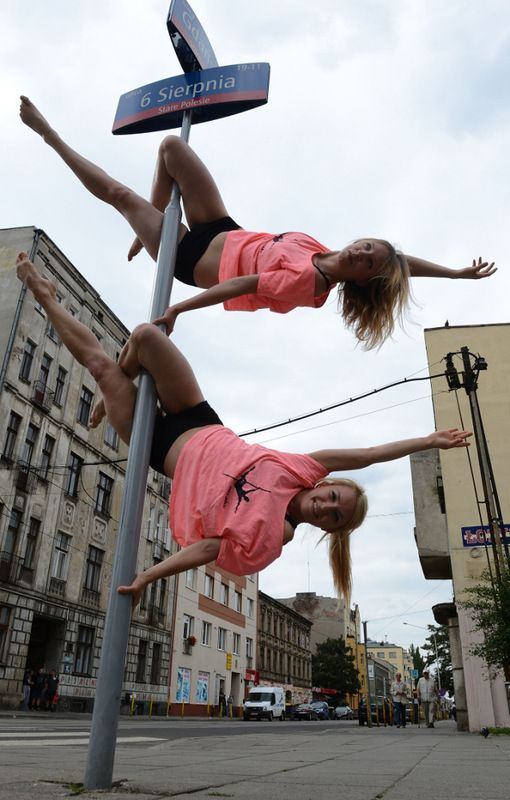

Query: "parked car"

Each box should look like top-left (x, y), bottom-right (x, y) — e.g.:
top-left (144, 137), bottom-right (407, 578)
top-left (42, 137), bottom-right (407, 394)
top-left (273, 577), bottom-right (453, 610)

top-left (310, 701), bottom-right (331, 720)
top-left (334, 705), bottom-right (354, 720)
top-left (358, 696), bottom-right (392, 725)
top-left (291, 703), bottom-right (319, 721)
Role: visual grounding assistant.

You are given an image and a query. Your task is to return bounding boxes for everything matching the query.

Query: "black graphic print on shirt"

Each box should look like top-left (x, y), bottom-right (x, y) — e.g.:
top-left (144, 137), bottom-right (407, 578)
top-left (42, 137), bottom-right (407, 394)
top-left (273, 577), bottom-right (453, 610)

top-left (223, 465), bottom-right (271, 513)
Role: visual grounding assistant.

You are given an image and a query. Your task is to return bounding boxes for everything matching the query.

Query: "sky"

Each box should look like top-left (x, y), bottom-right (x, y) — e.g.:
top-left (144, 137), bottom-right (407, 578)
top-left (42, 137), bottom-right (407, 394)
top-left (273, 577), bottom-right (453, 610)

top-left (2, 0), bottom-right (510, 652)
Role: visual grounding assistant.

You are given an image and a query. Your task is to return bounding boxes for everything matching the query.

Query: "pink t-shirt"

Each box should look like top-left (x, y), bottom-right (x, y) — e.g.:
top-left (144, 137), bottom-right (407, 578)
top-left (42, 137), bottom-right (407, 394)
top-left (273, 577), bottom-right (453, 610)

top-left (170, 426), bottom-right (328, 575)
top-left (219, 230), bottom-right (331, 313)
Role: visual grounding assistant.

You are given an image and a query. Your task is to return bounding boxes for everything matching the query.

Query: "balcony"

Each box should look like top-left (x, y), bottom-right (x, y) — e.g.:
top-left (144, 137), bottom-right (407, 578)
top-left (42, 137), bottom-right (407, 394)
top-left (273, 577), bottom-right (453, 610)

top-left (15, 464), bottom-right (36, 493)
top-left (48, 577), bottom-right (66, 597)
top-left (80, 586), bottom-right (100, 608)
top-left (410, 450), bottom-right (452, 580)
top-left (31, 380), bottom-right (54, 413)
top-left (0, 551), bottom-right (23, 584)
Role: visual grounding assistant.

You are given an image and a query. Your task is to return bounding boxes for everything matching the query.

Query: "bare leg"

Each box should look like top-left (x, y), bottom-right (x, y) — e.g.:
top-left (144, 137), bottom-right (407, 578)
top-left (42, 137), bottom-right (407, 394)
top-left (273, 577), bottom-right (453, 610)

top-left (20, 96), bottom-right (163, 261)
top-left (16, 253), bottom-right (137, 441)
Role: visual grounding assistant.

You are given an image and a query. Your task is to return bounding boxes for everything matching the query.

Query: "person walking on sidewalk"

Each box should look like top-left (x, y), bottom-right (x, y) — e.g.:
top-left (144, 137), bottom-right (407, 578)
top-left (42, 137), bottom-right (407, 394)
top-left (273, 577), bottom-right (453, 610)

top-left (417, 669), bottom-right (438, 728)
top-left (390, 673), bottom-right (409, 728)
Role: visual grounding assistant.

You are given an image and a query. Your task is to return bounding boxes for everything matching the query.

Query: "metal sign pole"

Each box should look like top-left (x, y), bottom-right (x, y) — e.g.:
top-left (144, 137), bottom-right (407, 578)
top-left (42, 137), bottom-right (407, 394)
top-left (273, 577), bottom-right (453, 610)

top-left (84, 111), bottom-right (192, 790)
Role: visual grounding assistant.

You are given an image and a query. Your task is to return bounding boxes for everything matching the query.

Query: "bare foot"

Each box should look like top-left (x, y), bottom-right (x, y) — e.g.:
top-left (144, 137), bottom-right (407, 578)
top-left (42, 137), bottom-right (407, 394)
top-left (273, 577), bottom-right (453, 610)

top-left (127, 236), bottom-right (144, 261)
top-left (118, 575), bottom-right (146, 610)
top-left (19, 96), bottom-right (54, 140)
top-left (16, 252), bottom-right (57, 304)
top-left (90, 398), bottom-right (107, 429)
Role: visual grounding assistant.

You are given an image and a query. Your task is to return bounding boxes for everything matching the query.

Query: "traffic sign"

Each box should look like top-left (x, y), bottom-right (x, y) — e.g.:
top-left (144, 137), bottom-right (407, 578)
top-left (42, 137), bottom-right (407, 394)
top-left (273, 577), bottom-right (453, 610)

top-left (167, 0), bottom-right (218, 72)
top-left (113, 62), bottom-right (270, 134)
top-left (411, 669), bottom-right (419, 679)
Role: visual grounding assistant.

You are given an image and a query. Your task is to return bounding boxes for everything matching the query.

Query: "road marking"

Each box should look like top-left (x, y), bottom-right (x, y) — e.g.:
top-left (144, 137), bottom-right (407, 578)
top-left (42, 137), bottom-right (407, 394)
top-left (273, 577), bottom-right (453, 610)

top-left (1, 736), bottom-right (165, 747)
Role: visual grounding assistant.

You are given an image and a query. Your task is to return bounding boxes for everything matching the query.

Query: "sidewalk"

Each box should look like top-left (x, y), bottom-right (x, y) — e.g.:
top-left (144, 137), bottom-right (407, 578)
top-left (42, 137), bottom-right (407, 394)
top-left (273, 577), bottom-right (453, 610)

top-left (2, 720), bottom-right (509, 799)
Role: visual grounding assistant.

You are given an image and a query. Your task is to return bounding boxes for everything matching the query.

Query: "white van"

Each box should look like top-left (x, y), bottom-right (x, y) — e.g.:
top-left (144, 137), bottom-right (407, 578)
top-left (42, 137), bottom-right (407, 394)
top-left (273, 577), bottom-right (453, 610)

top-left (243, 686), bottom-right (286, 721)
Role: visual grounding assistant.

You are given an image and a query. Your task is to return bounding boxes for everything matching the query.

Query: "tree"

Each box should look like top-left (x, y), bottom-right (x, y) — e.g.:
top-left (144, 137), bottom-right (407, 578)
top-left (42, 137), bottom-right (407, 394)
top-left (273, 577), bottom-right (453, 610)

top-left (311, 636), bottom-right (360, 697)
top-left (408, 643), bottom-right (425, 679)
top-left (421, 625), bottom-right (453, 694)
top-left (460, 568), bottom-right (510, 680)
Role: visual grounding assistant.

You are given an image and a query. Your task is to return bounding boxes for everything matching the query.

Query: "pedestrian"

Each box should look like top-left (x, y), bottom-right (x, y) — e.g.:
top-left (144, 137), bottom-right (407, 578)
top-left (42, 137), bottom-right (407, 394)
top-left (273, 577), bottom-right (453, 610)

top-left (227, 693), bottom-right (234, 718)
top-left (19, 97), bottom-right (496, 354)
top-left (417, 668), bottom-right (438, 728)
top-left (31, 667), bottom-right (46, 710)
top-left (218, 689), bottom-right (226, 718)
top-left (21, 667), bottom-right (32, 711)
top-left (44, 670), bottom-right (60, 712)
top-left (412, 690), bottom-right (420, 726)
top-left (17, 253), bottom-right (471, 601)
top-left (390, 673), bottom-right (409, 728)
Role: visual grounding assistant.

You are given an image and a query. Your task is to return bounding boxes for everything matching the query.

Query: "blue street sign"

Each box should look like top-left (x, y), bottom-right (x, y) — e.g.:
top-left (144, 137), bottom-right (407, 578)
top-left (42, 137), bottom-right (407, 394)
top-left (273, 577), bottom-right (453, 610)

top-left (113, 63), bottom-right (270, 135)
top-left (461, 524), bottom-right (510, 547)
top-left (167, 0), bottom-right (218, 72)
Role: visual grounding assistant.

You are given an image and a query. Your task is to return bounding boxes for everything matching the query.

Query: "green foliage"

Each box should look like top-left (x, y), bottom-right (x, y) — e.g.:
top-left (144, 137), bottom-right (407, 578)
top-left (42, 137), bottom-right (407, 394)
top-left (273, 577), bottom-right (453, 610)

top-left (460, 568), bottom-right (510, 678)
top-left (408, 643), bottom-right (425, 677)
top-left (421, 624), bottom-right (454, 694)
top-left (311, 636), bottom-right (360, 697)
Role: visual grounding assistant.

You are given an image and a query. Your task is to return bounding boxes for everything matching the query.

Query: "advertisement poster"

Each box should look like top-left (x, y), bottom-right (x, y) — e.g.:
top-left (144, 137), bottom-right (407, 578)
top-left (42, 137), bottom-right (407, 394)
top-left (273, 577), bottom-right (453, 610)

top-left (196, 671), bottom-right (209, 703)
top-left (176, 667), bottom-right (191, 702)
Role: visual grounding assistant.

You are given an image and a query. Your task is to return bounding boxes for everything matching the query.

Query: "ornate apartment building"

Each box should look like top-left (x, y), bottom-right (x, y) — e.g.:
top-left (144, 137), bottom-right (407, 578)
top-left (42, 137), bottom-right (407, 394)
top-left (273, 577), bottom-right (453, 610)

top-left (258, 591), bottom-right (312, 704)
top-left (0, 226), bottom-right (176, 711)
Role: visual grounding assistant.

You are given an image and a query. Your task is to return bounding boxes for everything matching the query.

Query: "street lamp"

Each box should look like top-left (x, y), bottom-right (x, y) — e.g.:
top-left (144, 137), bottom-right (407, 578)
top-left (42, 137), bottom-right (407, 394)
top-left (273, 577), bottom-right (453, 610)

top-left (403, 622), bottom-right (442, 691)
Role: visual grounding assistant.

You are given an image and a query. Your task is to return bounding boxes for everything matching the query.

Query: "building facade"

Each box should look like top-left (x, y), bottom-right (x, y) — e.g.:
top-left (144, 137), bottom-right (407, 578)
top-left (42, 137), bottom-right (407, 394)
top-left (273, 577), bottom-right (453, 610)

top-left (366, 640), bottom-right (413, 686)
top-left (411, 323), bottom-right (510, 731)
top-left (278, 592), bottom-right (354, 651)
top-left (166, 562), bottom-right (258, 716)
top-left (0, 226), bottom-right (176, 710)
top-left (258, 590), bottom-right (312, 704)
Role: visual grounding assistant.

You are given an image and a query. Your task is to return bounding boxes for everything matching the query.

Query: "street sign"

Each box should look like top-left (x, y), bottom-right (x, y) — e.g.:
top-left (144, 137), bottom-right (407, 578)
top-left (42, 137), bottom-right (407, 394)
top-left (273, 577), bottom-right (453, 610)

top-left (167, 0), bottom-right (218, 72)
top-left (113, 63), bottom-right (270, 134)
top-left (226, 652), bottom-right (232, 671)
top-left (461, 524), bottom-right (510, 548)
top-left (411, 669), bottom-right (419, 679)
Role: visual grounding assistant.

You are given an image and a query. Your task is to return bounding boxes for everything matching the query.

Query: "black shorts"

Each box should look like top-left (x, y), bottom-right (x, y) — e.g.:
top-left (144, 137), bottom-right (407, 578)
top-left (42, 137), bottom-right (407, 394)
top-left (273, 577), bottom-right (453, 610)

top-left (175, 216), bottom-right (242, 286)
top-left (149, 401), bottom-right (223, 474)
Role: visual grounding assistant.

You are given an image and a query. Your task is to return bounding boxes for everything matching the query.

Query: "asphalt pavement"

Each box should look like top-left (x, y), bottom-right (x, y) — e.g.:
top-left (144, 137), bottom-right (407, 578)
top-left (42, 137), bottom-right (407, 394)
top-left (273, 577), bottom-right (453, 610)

top-left (0, 715), bottom-right (508, 799)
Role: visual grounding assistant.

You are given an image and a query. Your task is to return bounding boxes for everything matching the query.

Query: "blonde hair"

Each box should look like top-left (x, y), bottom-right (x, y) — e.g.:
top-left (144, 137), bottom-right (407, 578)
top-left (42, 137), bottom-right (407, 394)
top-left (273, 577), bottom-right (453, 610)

top-left (317, 478), bottom-right (368, 601)
top-left (338, 239), bottom-right (410, 350)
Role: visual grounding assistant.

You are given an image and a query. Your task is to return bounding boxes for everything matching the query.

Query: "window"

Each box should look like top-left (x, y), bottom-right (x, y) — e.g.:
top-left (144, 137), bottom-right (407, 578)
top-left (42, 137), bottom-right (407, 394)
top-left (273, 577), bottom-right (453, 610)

top-left (38, 353), bottom-right (52, 389)
top-left (233, 633), bottom-right (241, 655)
top-left (2, 412), bottom-right (21, 461)
top-left (377, 651), bottom-right (385, 659)
top-left (204, 574), bottom-right (214, 598)
top-left (77, 386), bottom-right (93, 425)
top-left (220, 582), bottom-right (229, 606)
top-left (3, 508), bottom-right (22, 556)
top-left (246, 637), bottom-right (253, 659)
top-left (23, 518), bottom-right (40, 569)
top-left (20, 423), bottom-right (39, 467)
top-left (65, 452), bottom-right (83, 497)
top-left (136, 639), bottom-right (148, 683)
top-left (84, 545), bottom-right (103, 592)
top-left (158, 579), bottom-right (167, 615)
top-left (0, 606), bottom-right (11, 661)
top-left (53, 366), bottom-right (67, 406)
top-left (217, 627), bottom-right (227, 651)
top-left (234, 591), bottom-right (242, 613)
top-left (183, 614), bottom-right (194, 639)
top-left (51, 532), bottom-right (71, 580)
top-left (389, 652), bottom-right (397, 659)
top-left (104, 422), bottom-right (119, 450)
top-left (150, 642), bottom-right (162, 685)
top-left (185, 568), bottom-right (197, 589)
top-left (19, 340), bottom-right (36, 381)
top-left (246, 597), bottom-right (254, 618)
top-left (94, 472), bottom-right (113, 516)
top-left (201, 621), bottom-right (211, 646)
top-left (39, 434), bottom-right (55, 479)
top-left (74, 625), bottom-right (94, 675)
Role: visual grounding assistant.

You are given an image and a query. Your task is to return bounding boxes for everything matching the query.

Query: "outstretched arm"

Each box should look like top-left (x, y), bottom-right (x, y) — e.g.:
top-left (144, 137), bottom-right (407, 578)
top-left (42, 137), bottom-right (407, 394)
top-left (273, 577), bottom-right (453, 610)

top-left (152, 274), bottom-right (260, 334)
top-left (309, 429), bottom-right (471, 472)
top-left (118, 537), bottom-right (221, 608)
top-left (406, 254), bottom-right (496, 280)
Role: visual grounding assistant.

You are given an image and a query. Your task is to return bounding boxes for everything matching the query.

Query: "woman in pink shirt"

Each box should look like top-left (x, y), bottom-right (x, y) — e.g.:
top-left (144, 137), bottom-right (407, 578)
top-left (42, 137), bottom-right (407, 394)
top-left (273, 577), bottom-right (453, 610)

top-left (20, 97), bottom-right (495, 350)
top-left (17, 251), bottom-right (471, 603)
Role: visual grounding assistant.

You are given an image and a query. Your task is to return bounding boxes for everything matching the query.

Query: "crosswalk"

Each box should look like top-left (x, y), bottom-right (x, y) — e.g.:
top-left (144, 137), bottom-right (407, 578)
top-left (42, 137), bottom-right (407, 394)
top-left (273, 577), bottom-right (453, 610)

top-left (0, 730), bottom-right (165, 748)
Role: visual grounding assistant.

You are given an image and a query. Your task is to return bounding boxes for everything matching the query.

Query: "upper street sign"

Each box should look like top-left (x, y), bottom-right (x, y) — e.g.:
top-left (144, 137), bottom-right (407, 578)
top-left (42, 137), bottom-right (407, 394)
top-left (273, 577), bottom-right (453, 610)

top-left (167, 0), bottom-right (218, 72)
top-left (113, 62), bottom-right (270, 134)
